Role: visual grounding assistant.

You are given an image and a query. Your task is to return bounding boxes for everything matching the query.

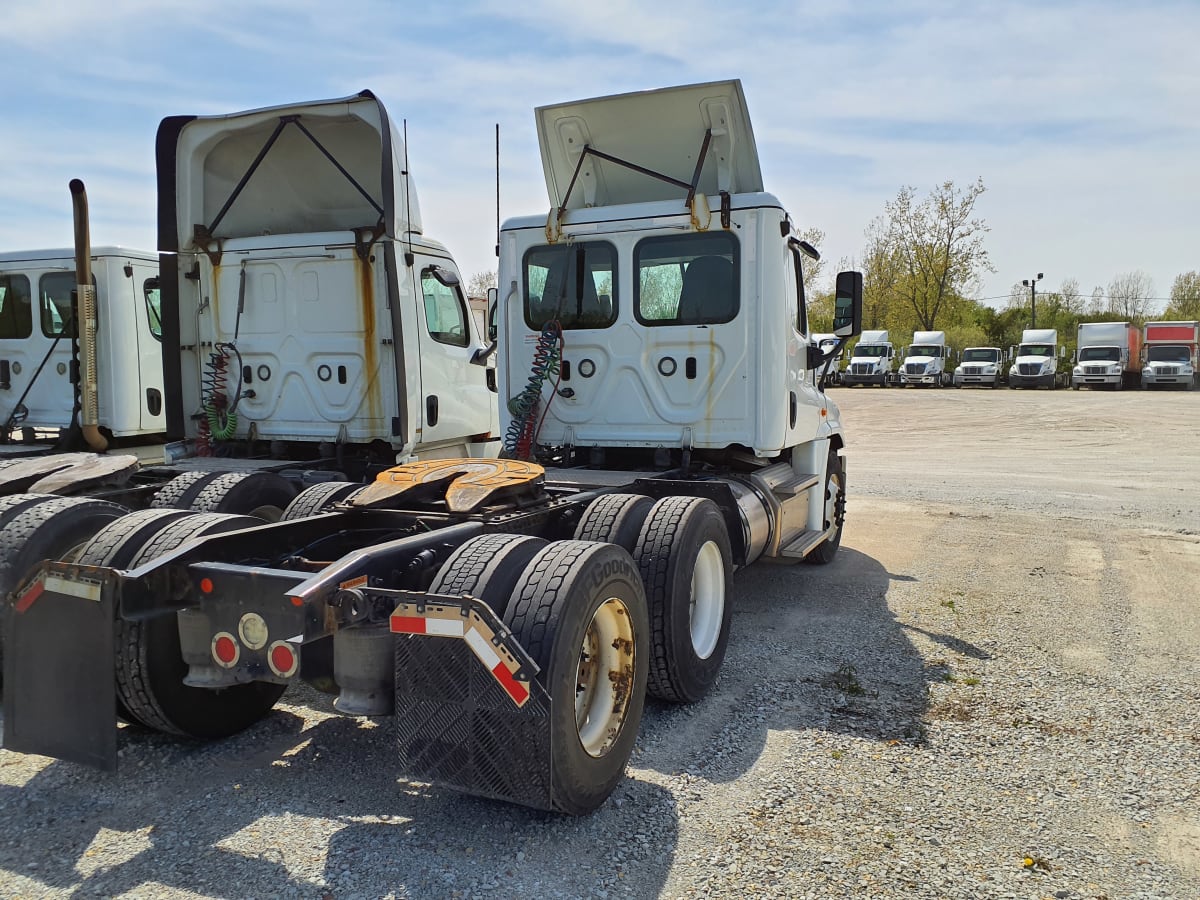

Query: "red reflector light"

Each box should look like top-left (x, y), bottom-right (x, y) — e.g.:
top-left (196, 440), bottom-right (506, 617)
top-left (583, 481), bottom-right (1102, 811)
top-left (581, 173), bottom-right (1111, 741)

top-left (200, 577), bottom-right (214, 594)
top-left (212, 632), bottom-right (239, 667)
top-left (290, 596), bottom-right (303, 607)
top-left (268, 641), bottom-right (299, 678)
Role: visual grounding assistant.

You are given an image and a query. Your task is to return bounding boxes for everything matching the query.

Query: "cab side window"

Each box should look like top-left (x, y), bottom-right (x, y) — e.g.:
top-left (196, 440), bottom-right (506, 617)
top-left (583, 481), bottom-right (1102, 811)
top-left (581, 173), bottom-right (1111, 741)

top-left (0, 274), bottom-right (33, 339)
top-left (40, 272), bottom-right (84, 337)
top-left (421, 269), bottom-right (469, 347)
top-left (144, 277), bottom-right (163, 340)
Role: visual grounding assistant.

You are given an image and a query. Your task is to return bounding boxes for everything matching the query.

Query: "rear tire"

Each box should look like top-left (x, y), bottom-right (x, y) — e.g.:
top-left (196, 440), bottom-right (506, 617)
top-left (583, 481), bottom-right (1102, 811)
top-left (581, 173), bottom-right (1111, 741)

top-left (188, 472), bottom-right (298, 522)
top-left (804, 450), bottom-right (846, 566)
top-left (150, 471), bottom-right (224, 510)
top-left (280, 481), bottom-right (365, 521)
top-left (0, 497), bottom-right (129, 689)
top-left (633, 497), bottom-right (733, 703)
top-left (503, 541), bottom-right (648, 815)
top-left (109, 512), bottom-right (285, 737)
top-left (573, 493), bottom-right (654, 552)
top-left (428, 533), bottom-right (548, 617)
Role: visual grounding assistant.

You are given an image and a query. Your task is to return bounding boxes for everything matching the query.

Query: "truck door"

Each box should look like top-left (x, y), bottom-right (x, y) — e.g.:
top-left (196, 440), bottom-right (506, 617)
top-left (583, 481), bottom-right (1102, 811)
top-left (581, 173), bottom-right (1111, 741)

top-left (24, 268), bottom-right (79, 429)
top-left (413, 262), bottom-right (493, 448)
top-left (132, 263), bottom-right (166, 432)
top-left (0, 270), bottom-right (38, 432)
top-left (785, 243), bottom-right (822, 445)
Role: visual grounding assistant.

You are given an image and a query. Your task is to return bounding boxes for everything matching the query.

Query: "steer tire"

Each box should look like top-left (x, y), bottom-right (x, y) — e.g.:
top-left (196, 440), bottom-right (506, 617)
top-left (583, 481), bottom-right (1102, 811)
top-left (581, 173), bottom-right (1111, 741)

top-left (0, 496), bottom-right (129, 689)
top-left (188, 472), bottom-right (298, 522)
top-left (633, 497), bottom-right (733, 703)
top-left (113, 512), bottom-right (285, 737)
top-left (573, 493), bottom-right (655, 552)
top-left (503, 540), bottom-right (649, 815)
top-left (428, 533), bottom-right (548, 617)
top-left (804, 450), bottom-right (847, 566)
top-left (149, 472), bottom-right (224, 510)
top-left (280, 481), bottom-right (366, 521)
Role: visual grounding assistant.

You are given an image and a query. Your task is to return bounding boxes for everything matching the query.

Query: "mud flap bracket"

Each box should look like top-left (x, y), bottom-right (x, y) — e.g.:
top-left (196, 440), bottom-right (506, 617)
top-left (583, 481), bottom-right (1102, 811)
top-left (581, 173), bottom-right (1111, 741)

top-left (3, 562), bottom-right (119, 770)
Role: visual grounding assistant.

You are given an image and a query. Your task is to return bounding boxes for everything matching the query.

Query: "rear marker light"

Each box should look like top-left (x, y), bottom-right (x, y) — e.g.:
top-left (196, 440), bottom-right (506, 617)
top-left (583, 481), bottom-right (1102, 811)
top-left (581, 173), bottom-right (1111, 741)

top-left (212, 632), bottom-right (240, 668)
top-left (268, 641), bottom-right (299, 678)
top-left (199, 577), bottom-right (214, 594)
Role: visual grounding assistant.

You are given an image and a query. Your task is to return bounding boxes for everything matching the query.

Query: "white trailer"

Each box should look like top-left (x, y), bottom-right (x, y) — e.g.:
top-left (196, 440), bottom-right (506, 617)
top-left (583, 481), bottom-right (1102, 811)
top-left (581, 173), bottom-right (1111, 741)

top-left (1141, 321), bottom-right (1199, 389)
top-left (1008, 328), bottom-right (1062, 389)
top-left (841, 328), bottom-right (894, 387)
top-left (0, 246), bottom-right (164, 446)
top-left (899, 330), bottom-right (950, 387)
top-left (953, 347), bottom-right (1005, 388)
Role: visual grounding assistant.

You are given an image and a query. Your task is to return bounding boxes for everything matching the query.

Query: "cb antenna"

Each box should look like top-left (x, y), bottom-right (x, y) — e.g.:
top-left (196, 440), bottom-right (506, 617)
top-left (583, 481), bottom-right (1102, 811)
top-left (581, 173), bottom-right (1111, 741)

top-left (403, 118), bottom-right (414, 267)
top-left (495, 123), bottom-right (500, 258)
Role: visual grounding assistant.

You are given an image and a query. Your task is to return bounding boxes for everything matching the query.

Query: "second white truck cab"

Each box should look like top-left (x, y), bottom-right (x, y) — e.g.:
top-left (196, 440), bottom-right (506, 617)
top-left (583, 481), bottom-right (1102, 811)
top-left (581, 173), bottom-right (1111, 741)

top-left (1141, 320), bottom-right (1199, 389)
top-left (0, 246), bottom-right (164, 445)
top-left (1008, 328), bottom-right (1062, 389)
top-left (899, 330), bottom-right (950, 387)
top-left (810, 332), bottom-right (845, 386)
top-left (841, 329), bottom-right (894, 387)
top-left (953, 347), bottom-right (1004, 388)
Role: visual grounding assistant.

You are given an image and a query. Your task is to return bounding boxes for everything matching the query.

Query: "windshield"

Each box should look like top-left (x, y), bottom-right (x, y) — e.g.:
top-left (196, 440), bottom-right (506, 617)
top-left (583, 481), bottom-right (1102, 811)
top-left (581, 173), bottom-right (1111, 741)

top-left (853, 343), bottom-right (887, 358)
top-left (1017, 344), bottom-right (1053, 357)
top-left (962, 349), bottom-right (999, 362)
top-left (1079, 346), bottom-right (1119, 362)
top-left (908, 345), bottom-right (941, 357)
top-left (1147, 345), bottom-right (1191, 363)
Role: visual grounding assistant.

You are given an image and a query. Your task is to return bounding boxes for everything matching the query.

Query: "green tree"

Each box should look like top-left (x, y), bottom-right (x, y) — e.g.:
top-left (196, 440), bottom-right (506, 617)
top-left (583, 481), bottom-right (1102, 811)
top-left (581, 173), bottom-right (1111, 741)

top-left (863, 179), bottom-right (993, 331)
top-left (1165, 271), bottom-right (1200, 319)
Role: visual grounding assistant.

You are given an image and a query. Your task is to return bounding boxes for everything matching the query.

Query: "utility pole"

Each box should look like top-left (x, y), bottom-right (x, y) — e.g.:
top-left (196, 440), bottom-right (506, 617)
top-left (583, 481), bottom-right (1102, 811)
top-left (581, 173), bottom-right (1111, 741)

top-left (1022, 272), bottom-right (1044, 328)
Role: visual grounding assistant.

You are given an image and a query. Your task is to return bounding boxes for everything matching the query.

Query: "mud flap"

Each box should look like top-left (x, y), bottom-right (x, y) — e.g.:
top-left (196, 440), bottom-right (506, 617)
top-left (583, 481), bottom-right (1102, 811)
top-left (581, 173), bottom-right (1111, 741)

top-left (380, 590), bottom-right (555, 810)
top-left (3, 563), bottom-right (118, 770)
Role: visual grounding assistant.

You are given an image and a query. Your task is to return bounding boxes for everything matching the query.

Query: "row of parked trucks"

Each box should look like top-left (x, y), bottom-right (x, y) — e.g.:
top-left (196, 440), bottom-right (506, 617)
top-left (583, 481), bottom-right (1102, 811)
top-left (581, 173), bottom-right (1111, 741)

top-left (0, 81), bottom-right (866, 815)
top-left (825, 322), bottom-right (1198, 390)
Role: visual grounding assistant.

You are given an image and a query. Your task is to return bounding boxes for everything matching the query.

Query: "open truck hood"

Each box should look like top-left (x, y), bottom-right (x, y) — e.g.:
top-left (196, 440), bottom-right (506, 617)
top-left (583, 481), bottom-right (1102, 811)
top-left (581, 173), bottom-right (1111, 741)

top-left (536, 80), bottom-right (763, 211)
top-left (157, 90), bottom-right (421, 252)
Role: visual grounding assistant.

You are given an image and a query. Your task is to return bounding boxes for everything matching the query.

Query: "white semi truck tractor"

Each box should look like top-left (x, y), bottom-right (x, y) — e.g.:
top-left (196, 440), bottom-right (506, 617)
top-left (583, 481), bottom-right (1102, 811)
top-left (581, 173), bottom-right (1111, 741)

top-left (810, 332), bottom-right (845, 385)
top-left (953, 347), bottom-right (1005, 388)
top-left (899, 330), bottom-right (950, 387)
top-left (4, 81), bottom-right (863, 816)
top-left (1008, 328), bottom-right (1062, 389)
top-left (841, 329), bottom-right (894, 387)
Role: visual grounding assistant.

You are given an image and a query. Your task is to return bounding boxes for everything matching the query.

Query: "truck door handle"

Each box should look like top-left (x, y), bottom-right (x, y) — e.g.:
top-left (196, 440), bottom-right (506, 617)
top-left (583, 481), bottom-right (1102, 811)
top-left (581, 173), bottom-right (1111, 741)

top-left (426, 395), bottom-right (439, 426)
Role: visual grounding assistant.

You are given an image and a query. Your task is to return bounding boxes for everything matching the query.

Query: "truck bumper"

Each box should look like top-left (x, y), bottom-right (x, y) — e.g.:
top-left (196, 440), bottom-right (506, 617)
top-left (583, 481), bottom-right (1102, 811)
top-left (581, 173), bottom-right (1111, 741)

top-left (1008, 373), bottom-right (1055, 389)
top-left (1141, 373), bottom-right (1194, 388)
top-left (900, 374), bottom-right (940, 386)
top-left (842, 373), bottom-right (886, 386)
top-left (953, 375), bottom-right (998, 387)
top-left (1072, 375), bottom-right (1121, 388)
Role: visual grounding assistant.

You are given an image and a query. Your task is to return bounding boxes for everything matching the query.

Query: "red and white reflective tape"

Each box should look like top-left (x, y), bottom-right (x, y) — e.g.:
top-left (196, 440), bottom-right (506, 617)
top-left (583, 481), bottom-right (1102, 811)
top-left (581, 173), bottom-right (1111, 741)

top-left (390, 604), bottom-right (530, 707)
top-left (15, 573), bottom-right (103, 613)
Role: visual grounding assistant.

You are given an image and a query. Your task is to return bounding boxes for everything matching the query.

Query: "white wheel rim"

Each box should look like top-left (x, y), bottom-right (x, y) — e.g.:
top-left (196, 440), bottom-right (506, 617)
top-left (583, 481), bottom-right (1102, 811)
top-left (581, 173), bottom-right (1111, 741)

top-left (575, 596), bottom-right (636, 758)
top-left (689, 540), bottom-right (724, 660)
top-left (824, 472), bottom-right (842, 536)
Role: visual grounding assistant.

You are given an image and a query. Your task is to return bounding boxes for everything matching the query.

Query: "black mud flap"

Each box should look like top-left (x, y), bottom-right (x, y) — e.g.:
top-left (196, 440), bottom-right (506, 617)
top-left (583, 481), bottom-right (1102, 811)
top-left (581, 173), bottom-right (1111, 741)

top-left (383, 591), bottom-right (554, 810)
top-left (3, 562), bottom-right (119, 770)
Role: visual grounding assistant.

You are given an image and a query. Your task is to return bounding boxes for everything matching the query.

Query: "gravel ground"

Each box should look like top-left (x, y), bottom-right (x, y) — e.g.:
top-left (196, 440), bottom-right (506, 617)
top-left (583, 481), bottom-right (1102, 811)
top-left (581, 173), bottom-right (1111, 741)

top-left (1, 387), bottom-right (1198, 899)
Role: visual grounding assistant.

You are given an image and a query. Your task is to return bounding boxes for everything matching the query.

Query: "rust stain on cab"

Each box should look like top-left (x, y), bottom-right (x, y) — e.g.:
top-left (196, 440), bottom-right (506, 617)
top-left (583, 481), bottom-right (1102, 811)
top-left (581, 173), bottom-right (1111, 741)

top-left (355, 252), bottom-right (382, 425)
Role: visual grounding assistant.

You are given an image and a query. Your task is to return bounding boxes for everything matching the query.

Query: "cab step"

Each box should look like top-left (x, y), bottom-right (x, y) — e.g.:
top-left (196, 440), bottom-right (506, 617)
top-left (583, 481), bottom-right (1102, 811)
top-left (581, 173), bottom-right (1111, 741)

top-left (778, 529), bottom-right (826, 559)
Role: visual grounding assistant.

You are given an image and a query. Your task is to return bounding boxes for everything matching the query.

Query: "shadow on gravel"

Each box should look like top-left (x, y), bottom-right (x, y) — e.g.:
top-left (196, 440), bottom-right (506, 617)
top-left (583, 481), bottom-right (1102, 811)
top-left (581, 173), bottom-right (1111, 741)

top-left (0, 703), bottom-right (679, 898)
top-left (634, 547), bottom-right (984, 785)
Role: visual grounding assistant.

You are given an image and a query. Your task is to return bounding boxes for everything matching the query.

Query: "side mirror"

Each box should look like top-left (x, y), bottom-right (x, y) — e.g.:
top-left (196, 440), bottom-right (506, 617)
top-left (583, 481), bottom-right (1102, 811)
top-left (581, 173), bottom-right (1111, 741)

top-left (831, 271), bottom-right (863, 338)
top-left (1059, 345), bottom-right (1066, 358)
top-left (486, 286), bottom-right (498, 342)
top-left (430, 266), bottom-right (460, 288)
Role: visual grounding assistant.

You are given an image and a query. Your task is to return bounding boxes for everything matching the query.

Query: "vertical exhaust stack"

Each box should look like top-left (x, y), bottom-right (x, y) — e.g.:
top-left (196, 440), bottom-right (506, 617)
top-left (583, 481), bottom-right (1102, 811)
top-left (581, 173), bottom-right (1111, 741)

top-left (69, 179), bottom-right (108, 452)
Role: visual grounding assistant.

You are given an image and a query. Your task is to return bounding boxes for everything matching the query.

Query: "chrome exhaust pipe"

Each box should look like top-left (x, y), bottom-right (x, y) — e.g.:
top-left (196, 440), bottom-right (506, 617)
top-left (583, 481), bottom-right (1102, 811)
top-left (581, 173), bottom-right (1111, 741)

top-left (69, 179), bottom-right (107, 452)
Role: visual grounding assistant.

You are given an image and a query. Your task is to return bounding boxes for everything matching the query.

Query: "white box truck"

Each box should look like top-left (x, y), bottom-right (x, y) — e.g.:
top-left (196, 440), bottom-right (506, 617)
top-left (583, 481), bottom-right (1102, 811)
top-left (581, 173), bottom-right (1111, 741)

top-left (1073, 322), bottom-right (1142, 390)
top-left (1141, 321), bottom-right (1199, 389)
top-left (899, 330), bottom-right (950, 387)
top-left (953, 347), bottom-right (1005, 388)
top-left (841, 329), bottom-right (894, 387)
top-left (1008, 328), bottom-right (1063, 389)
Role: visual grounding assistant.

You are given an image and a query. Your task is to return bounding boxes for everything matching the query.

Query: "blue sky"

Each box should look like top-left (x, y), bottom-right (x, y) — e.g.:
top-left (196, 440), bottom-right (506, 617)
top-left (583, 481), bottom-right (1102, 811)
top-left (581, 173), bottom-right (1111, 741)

top-left (3, 0), bottom-right (1196, 309)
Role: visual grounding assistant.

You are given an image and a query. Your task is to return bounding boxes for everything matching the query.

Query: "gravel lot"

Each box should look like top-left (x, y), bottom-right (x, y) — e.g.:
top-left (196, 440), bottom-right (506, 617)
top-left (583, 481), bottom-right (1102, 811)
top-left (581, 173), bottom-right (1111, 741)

top-left (2, 386), bottom-right (1198, 899)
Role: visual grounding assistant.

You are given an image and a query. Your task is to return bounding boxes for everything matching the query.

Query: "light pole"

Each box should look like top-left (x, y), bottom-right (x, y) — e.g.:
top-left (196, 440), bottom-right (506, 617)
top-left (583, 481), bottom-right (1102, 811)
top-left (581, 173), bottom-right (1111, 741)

top-left (1022, 272), bottom-right (1044, 329)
